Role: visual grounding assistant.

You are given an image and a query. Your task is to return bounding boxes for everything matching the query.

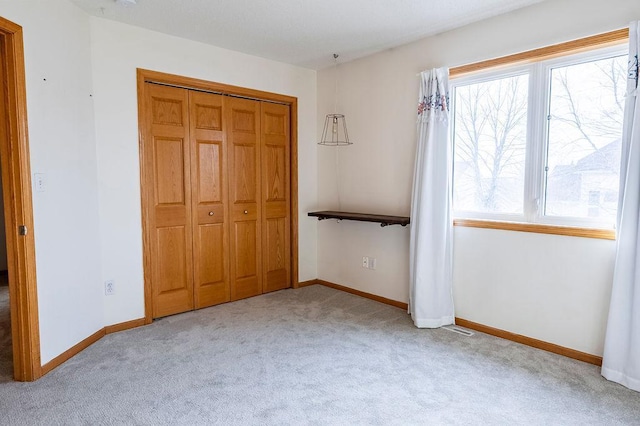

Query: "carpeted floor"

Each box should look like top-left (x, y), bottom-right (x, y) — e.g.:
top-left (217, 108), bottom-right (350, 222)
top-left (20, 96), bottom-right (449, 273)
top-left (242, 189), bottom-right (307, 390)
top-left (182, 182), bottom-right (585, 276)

top-left (0, 284), bottom-right (638, 425)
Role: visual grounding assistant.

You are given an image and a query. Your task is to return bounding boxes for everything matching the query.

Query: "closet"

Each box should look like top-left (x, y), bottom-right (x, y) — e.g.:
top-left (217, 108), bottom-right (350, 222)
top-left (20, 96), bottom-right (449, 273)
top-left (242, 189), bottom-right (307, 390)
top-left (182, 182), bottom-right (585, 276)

top-left (141, 80), bottom-right (291, 319)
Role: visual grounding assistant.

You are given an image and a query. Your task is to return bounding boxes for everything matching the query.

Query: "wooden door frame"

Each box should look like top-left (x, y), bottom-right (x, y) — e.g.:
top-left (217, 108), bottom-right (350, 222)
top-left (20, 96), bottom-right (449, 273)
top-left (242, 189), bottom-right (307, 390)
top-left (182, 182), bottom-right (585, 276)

top-left (0, 17), bottom-right (41, 381)
top-left (137, 69), bottom-right (299, 324)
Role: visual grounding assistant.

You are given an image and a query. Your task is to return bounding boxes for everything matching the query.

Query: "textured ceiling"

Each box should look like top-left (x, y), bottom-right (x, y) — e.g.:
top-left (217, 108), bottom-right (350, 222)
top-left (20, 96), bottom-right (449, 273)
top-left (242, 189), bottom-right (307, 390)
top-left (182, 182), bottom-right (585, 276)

top-left (70, 0), bottom-right (545, 69)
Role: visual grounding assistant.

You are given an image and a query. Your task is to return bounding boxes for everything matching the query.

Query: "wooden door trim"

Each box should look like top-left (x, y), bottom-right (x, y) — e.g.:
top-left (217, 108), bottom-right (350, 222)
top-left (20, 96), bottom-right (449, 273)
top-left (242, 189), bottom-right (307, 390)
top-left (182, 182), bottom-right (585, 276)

top-left (289, 99), bottom-right (299, 289)
top-left (137, 69), bottom-right (300, 323)
top-left (0, 16), bottom-right (41, 381)
top-left (137, 71), bottom-right (154, 324)
top-left (139, 69), bottom-right (297, 105)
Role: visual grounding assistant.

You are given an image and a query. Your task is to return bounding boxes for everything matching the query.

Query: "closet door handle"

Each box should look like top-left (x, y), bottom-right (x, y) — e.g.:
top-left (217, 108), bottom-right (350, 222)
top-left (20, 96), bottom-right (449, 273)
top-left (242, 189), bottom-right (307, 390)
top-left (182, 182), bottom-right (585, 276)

top-left (208, 211), bottom-right (214, 216)
top-left (244, 210), bottom-right (248, 214)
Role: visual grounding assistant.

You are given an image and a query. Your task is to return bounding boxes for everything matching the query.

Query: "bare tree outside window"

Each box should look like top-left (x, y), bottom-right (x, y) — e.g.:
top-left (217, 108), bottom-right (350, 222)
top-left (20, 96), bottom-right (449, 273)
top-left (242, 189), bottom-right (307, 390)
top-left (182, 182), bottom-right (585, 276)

top-left (451, 50), bottom-right (627, 227)
top-left (545, 54), bottom-right (627, 221)
top-left (453, 74), bottom-right (528, 214)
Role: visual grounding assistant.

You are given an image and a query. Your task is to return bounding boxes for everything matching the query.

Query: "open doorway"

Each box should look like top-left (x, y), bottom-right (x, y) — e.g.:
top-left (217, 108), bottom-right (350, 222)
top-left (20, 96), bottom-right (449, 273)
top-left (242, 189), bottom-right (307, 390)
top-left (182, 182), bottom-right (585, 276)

top-left (0, 16), bottom-right (41, 382)
top-left (0, 172), bottom-right (9, 381)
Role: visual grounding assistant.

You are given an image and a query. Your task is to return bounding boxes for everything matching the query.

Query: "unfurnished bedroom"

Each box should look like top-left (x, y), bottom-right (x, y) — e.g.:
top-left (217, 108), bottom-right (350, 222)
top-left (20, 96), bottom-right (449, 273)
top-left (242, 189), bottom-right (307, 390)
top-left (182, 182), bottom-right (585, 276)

top-left (0, 0), bottom-right (639, 424)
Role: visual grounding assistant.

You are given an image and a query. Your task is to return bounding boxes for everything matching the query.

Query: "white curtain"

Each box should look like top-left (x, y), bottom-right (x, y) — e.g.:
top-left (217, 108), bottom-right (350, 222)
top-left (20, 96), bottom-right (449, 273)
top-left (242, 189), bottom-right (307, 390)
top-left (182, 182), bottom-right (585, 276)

top-left (409, 68), bottom-right (455, 328)
top-left (602, 21), bottom-right (640, 392)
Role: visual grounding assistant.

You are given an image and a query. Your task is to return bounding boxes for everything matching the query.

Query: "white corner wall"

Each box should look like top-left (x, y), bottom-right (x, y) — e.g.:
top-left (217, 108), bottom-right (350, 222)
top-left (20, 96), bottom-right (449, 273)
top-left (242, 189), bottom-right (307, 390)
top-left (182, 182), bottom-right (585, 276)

top-left (317, 0), bottom-right (640, 356)
top-left (1, 0), bottom-right (103, 364)
top-left (89, 18), bottom-right (318, 326)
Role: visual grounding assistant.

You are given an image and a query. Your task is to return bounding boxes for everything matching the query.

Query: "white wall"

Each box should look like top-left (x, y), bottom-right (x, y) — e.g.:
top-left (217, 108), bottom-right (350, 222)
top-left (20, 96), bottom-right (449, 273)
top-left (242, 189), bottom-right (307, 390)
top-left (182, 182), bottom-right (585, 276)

top-left (89, 18), bottom-right (318, 326)
top-left (317, 0), bottom-right (640, 356)
top-left (0, 0), bottom-right (103, 363)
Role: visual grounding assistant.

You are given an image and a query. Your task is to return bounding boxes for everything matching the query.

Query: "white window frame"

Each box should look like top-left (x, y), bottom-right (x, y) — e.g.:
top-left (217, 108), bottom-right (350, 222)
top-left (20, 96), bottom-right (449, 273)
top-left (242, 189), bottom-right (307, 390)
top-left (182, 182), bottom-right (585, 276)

top-left (450, 44), bottom-right (628, 232)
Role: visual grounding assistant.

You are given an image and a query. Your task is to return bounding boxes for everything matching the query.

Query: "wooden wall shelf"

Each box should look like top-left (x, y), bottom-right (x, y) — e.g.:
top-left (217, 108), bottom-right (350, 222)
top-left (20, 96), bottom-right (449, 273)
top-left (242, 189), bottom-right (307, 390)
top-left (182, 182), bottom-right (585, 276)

top-left (308, 211), bottom-right (410, 227)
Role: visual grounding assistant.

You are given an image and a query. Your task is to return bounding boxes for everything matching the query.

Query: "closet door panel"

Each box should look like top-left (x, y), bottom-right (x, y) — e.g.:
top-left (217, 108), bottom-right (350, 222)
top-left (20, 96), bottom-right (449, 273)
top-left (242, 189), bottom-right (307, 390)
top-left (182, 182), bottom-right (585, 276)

top-left (234, 222), bottom-right (258, 276)
top-left (156, 227), bottom-right (189, 293)
top-left (189, 92), bottom-right (230, 309)
top-left (264, 146), bottom-right (287, 201)
top-left (145, 84), bottom-right (194, 318)
top-left (155, 138), bottom-right (186, 204)
top-left (265, 217), bottom-right (287, 286)
top-left (197, 142), bottom-right (222, 203)
top-left (227, 97), bottom-right (262, 300)
top-left (232, 145), bottom-right (257, 202)
top-left (261, 103), bottom-right (291, 293)
top-left (197, 223), bottom-right (225, 296)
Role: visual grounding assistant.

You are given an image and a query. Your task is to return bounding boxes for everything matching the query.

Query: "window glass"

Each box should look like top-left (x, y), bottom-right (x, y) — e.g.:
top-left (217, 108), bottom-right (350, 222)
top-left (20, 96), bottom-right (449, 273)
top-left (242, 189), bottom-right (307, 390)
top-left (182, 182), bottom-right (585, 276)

top-left (453, 74), bottom-right (529, 214)
top-left (451, 45), bottom-right (628, 231)
top-left (545, 55), bottom-right (627, 222)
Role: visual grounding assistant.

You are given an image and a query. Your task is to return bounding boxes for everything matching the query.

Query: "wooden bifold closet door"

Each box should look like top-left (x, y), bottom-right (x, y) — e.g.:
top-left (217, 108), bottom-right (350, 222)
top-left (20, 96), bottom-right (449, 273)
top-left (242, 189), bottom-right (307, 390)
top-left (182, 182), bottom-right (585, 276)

top-left (145, 84), bottom-right (194, 318)
top-left (190, 91), bottom-right (230, 309)
top-left (226, 97), bottom-right (262, 300)
top-left (260, 102), bottom-right (291, 293)
top-left (143, 82), bottom-right (290, 319)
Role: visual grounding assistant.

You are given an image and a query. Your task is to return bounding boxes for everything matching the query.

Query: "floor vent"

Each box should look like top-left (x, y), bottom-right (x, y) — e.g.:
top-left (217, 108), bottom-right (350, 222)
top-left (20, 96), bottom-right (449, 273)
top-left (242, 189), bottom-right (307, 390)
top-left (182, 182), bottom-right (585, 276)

top-left (443, 325), bottom-right (474, 337)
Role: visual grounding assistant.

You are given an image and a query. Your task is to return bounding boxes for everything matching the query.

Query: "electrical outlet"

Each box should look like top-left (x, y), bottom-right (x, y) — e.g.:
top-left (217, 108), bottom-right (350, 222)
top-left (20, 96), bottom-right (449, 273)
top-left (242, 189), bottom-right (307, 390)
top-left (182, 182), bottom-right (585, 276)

top-left (105, 280), bottom-right (115, 296)
top-left (362, 256), bottom-right (377, 270)
top-left (34, 173), bottom-right (46, 192)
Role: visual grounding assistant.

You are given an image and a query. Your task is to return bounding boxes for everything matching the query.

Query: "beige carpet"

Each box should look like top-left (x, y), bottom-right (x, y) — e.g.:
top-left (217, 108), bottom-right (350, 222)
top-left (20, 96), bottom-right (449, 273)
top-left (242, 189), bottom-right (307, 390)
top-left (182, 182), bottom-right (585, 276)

top-left (0, 284), bottom-right (638, 425)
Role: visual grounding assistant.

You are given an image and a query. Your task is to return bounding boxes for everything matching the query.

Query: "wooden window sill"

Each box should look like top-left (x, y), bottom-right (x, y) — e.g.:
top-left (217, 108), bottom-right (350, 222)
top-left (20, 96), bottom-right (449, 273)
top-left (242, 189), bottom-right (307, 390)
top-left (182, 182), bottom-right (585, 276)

top-left (453, 219), bottom-right (615, 240)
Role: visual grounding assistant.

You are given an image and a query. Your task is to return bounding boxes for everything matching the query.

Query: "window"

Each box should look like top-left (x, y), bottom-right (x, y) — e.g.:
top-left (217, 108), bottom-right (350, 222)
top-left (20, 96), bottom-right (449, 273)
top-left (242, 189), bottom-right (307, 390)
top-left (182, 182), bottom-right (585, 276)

top-left (453, 72), bottom-right (528, 216)
top-left (451, 41), bottom-right (628, 235)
